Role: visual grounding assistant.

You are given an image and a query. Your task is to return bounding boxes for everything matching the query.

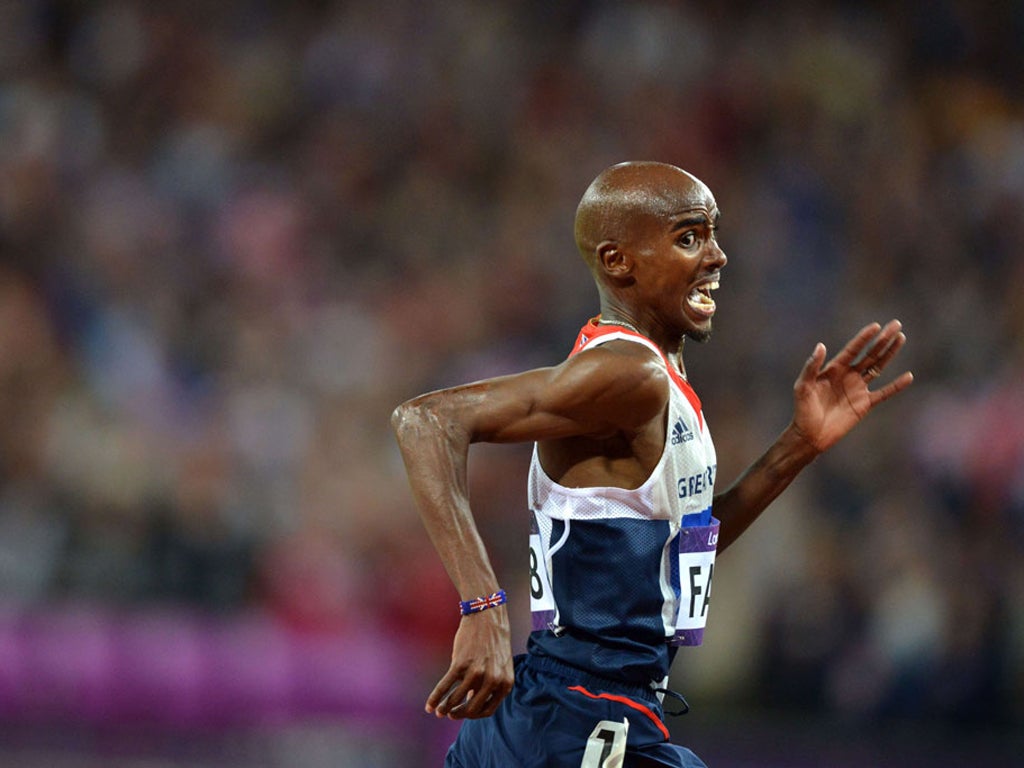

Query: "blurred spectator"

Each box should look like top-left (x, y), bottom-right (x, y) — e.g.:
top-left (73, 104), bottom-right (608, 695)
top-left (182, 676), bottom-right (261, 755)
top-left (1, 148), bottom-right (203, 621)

top-left (0, 1), bottom-right (1020, 760)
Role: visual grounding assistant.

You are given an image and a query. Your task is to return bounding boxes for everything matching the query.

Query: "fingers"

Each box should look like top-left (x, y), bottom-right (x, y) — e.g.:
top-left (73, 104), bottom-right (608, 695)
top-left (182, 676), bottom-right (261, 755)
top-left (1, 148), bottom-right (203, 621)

top-left (426, 665), bottom-right (513, 720)
top-left (434, 681), bottom-right (508, 719)
top-left (871, 328), bottom-right (906, 371)
top-left (444, 684), bottom-right (507, 719)
top-left (830, 322), bottom-right (883, 369)
top-left (437, 677), bottom-right (479, 719)
top-left (795, 342), bottom-right (827, 388)
top-left (869, 370), bottom-right (914, 406)
top-left (828, 320), bottom-right (908, 379)
top-left (426, 668), bottom-right (461, 715)
top-left (857, 320), bottom-right (905, 375)
top-left (847, 321), bottom-right (913, 405)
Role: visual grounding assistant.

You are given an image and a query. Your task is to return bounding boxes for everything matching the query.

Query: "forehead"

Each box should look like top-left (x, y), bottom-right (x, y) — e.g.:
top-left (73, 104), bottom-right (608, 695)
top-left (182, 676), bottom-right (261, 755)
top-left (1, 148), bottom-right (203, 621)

top-left (576, 163), bottom-right (719, 246)
top-left (651, 170), bottom-right (717, 218)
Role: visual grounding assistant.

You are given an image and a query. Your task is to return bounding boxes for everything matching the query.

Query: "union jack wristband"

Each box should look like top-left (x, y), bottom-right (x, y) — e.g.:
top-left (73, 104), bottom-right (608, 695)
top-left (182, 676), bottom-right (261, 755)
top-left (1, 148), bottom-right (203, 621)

top-left (459, 590), bottom-right (507, 616)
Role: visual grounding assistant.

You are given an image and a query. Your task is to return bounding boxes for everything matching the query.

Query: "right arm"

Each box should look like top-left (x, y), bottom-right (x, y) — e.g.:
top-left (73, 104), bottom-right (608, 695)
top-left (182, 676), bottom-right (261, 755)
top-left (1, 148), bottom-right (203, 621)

top-left (391, 344), bottom-right (666, 719)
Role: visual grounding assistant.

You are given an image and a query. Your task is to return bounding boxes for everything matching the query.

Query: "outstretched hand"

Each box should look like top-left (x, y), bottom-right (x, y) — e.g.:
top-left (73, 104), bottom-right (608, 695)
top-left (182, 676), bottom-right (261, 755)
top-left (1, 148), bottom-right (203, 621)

top-left (791, 320), bottom-right (913, 454)
top-left (426, 609), bottom-right (514, 720)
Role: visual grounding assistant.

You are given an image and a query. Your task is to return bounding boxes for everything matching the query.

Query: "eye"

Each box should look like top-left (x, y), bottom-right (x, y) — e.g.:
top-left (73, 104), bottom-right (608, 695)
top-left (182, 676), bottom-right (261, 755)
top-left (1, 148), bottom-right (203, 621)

top-left (677, 231), bottom-right (697, 248)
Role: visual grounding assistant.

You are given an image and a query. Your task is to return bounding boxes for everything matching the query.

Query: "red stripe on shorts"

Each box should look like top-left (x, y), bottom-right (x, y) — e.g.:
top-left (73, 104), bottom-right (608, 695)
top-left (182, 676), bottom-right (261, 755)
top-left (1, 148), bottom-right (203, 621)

top-left (566, 685), bottom-right (671, 741)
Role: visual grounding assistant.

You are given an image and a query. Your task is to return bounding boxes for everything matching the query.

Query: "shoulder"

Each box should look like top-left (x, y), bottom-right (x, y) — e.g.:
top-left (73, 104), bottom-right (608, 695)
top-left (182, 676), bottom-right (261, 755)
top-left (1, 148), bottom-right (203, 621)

top-left (557, 339), bottom-right (669, 427)
top-left (573, 336), bottom-right (667, 379)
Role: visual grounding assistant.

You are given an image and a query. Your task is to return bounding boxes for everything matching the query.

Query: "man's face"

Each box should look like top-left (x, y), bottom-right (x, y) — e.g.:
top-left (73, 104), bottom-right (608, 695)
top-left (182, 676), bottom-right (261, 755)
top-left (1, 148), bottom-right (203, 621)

top-left (631, 175), bottom-right (727, 343)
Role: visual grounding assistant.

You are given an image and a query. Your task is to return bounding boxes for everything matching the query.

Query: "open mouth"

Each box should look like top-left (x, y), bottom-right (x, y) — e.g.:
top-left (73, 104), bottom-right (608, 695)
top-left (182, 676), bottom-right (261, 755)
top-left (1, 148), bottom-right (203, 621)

top-left (686, 279), bottom-right (720, 317)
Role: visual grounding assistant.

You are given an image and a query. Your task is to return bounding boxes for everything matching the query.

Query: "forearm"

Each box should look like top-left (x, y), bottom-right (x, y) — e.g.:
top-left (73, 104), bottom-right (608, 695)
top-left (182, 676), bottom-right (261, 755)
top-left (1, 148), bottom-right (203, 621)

top-left (391, 397), bottom-right (502, 598)
top-left (713, 423), bottom-right (820, 553)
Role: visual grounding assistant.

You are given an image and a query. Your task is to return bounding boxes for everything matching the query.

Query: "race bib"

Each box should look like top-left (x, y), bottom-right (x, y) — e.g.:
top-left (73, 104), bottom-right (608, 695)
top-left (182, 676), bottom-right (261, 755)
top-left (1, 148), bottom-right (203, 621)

top-left (529, 531), bottom-right (556, 631)
top-left (672, 517), bottom-right (720, 646)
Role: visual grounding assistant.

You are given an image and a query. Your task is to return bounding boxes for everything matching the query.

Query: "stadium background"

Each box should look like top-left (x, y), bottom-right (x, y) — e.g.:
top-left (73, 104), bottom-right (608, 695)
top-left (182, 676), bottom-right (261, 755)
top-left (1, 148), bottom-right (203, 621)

top-left (0, 0), bottom-right (1022, 765)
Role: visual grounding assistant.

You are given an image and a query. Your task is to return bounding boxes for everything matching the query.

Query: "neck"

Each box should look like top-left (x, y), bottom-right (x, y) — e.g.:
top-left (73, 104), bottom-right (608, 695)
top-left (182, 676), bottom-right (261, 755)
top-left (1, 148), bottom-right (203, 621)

top-left (597, 314), bottom-right (642, 335)
top-left (596, 314), bottom-right (688, 380)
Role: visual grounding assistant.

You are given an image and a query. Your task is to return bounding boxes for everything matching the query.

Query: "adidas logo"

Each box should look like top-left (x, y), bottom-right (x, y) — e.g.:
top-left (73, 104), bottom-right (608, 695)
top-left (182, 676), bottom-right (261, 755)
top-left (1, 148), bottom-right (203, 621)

top-left (671, 418), bottom-right (694, 445)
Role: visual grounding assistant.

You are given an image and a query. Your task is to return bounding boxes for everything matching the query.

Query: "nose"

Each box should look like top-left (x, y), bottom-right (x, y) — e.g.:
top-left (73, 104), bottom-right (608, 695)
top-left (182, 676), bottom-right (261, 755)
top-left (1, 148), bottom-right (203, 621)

top-left (707, 238), bottom-right (727, 270)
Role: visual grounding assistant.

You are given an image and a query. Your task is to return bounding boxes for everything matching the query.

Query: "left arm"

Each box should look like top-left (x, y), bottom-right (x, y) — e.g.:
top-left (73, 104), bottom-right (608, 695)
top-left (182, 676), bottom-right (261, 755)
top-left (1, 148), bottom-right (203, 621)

top-left (715, 320), bottom-right (913, 553)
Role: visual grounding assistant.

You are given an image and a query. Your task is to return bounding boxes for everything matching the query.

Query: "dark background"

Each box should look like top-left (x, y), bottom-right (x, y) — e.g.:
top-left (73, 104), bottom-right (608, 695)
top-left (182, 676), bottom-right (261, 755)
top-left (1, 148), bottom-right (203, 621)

top-left (0, 1), bottom-right (1021, 765)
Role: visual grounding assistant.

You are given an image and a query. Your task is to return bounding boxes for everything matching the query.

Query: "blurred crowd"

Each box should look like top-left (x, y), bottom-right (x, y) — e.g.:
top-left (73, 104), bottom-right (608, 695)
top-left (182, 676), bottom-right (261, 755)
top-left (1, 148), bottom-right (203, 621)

top-left (0, 0), bottom-right (1022, 746)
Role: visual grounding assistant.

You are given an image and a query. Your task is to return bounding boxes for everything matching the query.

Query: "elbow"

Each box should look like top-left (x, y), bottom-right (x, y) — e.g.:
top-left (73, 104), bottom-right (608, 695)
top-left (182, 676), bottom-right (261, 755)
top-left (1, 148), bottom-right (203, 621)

top-left (391, 399), bottom-right (421, 440)
top-left (391, 396), bottom-right (445, 441)
top-left (390, 402), bottom-right (406, 434)
top-left (392, 395), bottom-right (470, 448)
top-left (391, 400), bottom-right (426, 459)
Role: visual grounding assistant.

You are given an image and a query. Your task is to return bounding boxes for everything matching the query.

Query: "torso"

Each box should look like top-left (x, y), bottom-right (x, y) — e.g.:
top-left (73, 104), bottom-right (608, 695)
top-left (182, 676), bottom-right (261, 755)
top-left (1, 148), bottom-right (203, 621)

top-left (528, 319), bottom-right (719, 685)
top-left (538, 327), bottom-right (677, 490)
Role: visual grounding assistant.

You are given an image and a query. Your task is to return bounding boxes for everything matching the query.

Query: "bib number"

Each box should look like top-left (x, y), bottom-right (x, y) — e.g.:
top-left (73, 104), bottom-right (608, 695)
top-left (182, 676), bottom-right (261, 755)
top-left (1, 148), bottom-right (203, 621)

top-left (529, 533), bottom-right (555, 630)
top-left (673, 518), bottom-right (719, 645)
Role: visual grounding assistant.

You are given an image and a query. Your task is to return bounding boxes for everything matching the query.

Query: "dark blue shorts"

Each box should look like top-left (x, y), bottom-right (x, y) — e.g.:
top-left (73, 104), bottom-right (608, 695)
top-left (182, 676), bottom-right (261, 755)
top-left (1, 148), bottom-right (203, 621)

top-left (445, 654), bottom-right (707, 768)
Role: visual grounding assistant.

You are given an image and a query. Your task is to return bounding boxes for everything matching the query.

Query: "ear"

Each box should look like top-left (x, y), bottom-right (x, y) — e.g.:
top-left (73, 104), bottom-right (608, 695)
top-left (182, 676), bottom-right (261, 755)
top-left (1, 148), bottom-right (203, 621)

top-left (596, 240), bottom-right (632, 277)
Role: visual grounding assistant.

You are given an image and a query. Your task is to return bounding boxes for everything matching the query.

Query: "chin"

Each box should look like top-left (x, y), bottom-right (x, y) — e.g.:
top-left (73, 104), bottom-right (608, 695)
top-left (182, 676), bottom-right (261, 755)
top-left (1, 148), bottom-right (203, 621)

top-left (686, 326), bottom-right (713, 344)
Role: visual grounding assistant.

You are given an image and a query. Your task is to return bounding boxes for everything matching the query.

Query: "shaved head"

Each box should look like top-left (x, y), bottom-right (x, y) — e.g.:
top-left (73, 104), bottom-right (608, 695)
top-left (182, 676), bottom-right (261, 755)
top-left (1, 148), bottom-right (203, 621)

top-left (574, 162), bottom-right (712, 269)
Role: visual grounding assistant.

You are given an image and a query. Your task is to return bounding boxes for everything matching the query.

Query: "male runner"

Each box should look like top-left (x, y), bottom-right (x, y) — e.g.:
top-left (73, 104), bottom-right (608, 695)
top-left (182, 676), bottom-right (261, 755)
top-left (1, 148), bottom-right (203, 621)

top-left (392, 161), bottom-right (913, 767)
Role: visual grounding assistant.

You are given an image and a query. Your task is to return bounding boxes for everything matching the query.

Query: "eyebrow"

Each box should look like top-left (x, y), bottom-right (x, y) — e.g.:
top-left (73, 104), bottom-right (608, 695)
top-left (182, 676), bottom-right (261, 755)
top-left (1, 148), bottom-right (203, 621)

top-left (671, 210), bottom-right (721, 230)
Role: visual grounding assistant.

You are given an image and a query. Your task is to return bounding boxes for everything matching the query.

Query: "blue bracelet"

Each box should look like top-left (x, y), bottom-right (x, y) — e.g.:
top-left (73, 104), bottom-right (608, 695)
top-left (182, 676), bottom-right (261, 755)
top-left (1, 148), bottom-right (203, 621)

top-left (459, 590), bottom-right (507, 616)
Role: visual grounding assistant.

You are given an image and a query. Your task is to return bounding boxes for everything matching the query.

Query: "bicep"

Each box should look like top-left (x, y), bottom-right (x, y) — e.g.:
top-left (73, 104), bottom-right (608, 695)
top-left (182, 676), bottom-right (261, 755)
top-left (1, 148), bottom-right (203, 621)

top-left (404, 350), bottom-right (667, 446)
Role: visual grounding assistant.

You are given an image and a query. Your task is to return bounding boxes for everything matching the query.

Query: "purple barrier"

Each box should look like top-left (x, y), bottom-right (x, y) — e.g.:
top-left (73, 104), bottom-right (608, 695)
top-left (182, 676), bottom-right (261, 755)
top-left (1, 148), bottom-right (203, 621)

top-left (0, 605), bottom-right (417, 728)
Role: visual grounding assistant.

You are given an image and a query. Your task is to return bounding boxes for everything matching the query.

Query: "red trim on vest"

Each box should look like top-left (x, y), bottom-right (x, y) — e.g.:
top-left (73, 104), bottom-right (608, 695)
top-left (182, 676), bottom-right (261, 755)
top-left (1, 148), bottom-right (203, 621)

top-left (567, 685), bottom-right (671, 741)
top-left (571, 317), bottom-right (704, 430)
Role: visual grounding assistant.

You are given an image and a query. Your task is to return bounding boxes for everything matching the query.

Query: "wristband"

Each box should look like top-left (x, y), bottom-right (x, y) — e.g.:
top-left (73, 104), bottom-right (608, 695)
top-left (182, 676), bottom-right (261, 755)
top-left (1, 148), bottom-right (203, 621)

top-left (459, 590), bottom-right (507, 616)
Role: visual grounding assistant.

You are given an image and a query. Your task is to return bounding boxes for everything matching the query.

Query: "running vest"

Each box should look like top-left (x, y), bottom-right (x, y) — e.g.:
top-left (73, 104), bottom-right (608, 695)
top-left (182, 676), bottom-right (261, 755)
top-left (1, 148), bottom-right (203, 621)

top-left (528, 318), bottom-right (719, 685)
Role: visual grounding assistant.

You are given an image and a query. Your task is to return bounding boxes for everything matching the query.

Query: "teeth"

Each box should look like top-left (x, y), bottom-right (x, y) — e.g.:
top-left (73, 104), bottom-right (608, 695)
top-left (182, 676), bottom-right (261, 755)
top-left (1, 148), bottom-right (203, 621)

top-left (688, 289), bottom-right (715, 307)
top-left (687, 277), bottom-right (721, 314)
top-left (688, 281), bottom-right (719, 300)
